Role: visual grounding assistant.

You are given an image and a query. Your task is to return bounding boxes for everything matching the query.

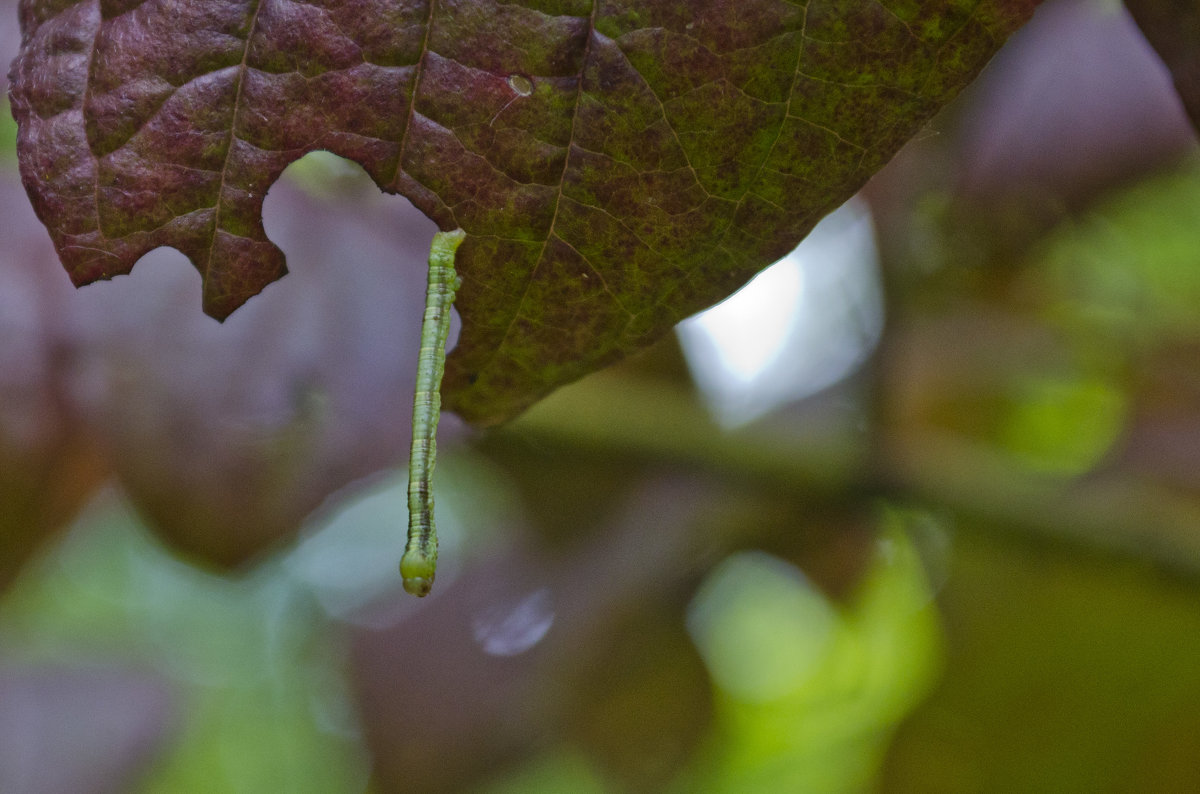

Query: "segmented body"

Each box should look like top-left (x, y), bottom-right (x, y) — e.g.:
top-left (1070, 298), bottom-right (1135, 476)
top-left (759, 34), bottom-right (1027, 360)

top-left (401, 228), bottom-right (466, 596)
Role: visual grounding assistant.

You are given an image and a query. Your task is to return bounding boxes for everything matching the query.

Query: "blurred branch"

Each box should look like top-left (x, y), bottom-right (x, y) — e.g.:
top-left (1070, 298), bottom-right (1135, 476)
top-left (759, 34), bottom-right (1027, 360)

top-left (884, 431), bottom-right (1200, 576)
top-left (502, 373), bottom-right (865, 498)
top-left (502, 372), bottom-right (1200, 578)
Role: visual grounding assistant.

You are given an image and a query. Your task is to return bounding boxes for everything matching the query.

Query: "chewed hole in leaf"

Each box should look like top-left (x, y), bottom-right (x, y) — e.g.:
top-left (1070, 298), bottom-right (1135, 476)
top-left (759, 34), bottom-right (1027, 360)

top-left (278, 150), bottom-right (379, 200)
top-left (265, 150), bottom-right (441, 301)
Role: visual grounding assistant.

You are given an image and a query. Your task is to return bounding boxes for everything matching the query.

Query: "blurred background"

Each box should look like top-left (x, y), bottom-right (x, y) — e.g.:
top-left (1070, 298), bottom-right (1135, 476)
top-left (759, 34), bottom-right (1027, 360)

top-left (4, 0), bottom-right (1200, 791)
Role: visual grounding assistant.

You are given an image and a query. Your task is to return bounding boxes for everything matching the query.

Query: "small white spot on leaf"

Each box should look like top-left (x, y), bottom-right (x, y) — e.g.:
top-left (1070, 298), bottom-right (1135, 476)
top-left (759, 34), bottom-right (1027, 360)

top-left (507, 74), bottom-right (534, 96)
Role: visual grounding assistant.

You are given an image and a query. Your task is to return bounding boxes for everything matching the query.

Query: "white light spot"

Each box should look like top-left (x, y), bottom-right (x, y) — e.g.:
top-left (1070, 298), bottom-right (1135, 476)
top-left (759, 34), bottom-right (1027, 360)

top-left (472, 587), bottom-right (555, 657)
top-left (676, 198), bottom-right (883, 427)
top-left (507, 74), bottom-right (533, 96)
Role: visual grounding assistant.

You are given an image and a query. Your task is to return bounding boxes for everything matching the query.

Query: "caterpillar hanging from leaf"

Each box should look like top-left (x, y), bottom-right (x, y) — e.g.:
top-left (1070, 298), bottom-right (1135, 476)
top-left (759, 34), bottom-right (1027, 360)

top-left (401, 228), bottom-right (465, 597)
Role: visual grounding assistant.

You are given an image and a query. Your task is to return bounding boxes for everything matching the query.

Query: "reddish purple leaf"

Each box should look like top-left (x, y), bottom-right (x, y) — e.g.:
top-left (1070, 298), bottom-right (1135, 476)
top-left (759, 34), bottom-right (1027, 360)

top-left (953, 0), bottom-right (1197, 207)
top-left (0, 179), bottom-right (109, 591)
top-left (10, 0), bottom-right (1040, 425)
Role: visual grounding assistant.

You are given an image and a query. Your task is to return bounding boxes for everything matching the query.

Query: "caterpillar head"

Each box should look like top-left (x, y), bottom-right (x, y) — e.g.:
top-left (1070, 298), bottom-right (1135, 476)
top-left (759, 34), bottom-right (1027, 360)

top-left (401, 550), bottom-right (437, 597)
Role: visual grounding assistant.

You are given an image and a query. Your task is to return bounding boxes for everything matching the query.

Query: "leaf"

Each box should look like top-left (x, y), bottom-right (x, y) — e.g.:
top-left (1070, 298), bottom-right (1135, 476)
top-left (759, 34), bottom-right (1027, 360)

top-left (1125, 0), bottom-right (1200, 133)
top-left (0, 154), bottom-right (466, 571)
top-left (74, 180), bottom-right (466, 568)
top-left (9, 0), bottom-right (1040, 425)
top-left (0, 179), bottom-right (109, 591)
top-left (949, 0), bottom-right (1197, 211)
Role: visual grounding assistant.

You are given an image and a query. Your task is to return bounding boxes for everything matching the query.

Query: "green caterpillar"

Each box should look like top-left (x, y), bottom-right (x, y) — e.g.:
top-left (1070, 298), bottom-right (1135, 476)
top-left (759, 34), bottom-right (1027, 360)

top-left (401, 228), bottom-right (466, 597)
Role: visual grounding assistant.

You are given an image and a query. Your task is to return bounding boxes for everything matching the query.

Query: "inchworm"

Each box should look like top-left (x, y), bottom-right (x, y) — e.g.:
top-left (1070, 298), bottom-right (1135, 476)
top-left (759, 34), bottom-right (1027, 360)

top-left (401, 228), bottom-right (466, 597)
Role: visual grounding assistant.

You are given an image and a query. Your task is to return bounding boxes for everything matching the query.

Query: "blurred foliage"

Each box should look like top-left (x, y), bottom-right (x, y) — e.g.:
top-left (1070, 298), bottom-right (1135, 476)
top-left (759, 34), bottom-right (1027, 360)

top-left (0, 485), bottom-right (939, 794)
top-left (884, 529), bottom-right (1200, 794)
top-left (675, 515), bottom-right (941, 794)
top-left (1033, 163), bottom-right (1200, 343)
top-left (0, 493), bottom-right (370, 794)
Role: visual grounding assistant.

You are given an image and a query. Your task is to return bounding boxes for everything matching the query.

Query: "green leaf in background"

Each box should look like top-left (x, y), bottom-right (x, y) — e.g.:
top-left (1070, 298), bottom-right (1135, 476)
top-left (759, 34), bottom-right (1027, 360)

top-left (1034, 158), bottom-right (1200, 342)
top-left (0, 491), bottom-right (370, 794)
top-left (676, 510), bottom-right (943, 794)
